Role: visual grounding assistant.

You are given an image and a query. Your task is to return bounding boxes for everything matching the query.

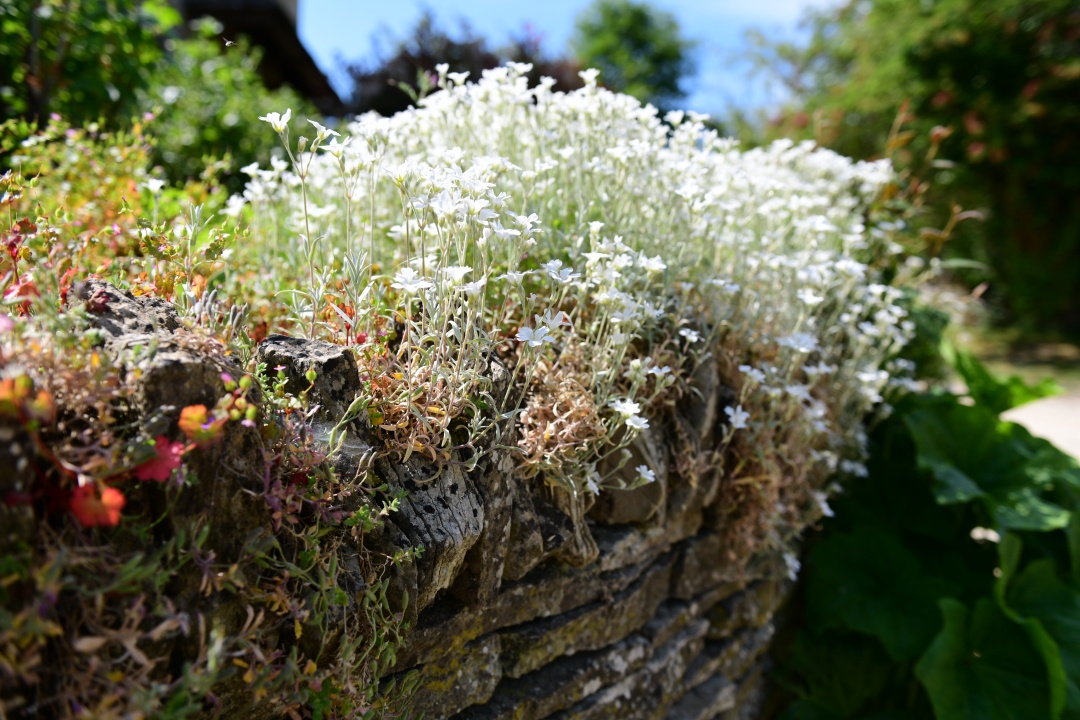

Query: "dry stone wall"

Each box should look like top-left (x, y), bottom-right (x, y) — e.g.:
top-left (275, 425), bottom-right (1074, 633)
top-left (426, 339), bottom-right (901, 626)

top-left (53, 282), bottom-right (795, 719)
top-left (263, 330), bottom-right (797, 720)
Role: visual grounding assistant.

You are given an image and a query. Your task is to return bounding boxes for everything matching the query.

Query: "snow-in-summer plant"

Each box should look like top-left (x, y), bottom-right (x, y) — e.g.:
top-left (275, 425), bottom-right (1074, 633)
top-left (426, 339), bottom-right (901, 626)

top-left (239, 63), bottom-right (916, 556)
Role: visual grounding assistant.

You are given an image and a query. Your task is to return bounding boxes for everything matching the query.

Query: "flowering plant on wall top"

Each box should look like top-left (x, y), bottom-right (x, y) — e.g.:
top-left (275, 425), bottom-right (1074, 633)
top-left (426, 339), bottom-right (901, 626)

top-left (240, 62), bottom-right (919, 558)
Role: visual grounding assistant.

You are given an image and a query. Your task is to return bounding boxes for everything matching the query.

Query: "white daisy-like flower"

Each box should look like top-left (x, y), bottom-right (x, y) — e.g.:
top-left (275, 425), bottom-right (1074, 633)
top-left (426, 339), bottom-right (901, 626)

top-left (462, 278), bottom-right (487, 296)
top-left (442, 265), bottom-right (472, 285)
top-left (812, 490), bottom-right (835, 518)
top-left (679, 328), bottom-right (701, 343)
top-left (778, 332), bottom-right (819, 353)
top-left (783, 552), bottom-right (802, 581)
top-left (258, 108), bottom-right (291, 134)
top-left (142, 178), bottom-right (166, 194)
top-left (636, 465), bottom-right (657, 484)
top-left (609, 398), bottom-right (641, 416)
top-left (499, 270), bottom-right (531, 284)
top-left (647, 364), bottom-right (671, 377)
top-left (625, 415), bottom-right (650, 430)
top-left (516, 325), bottom-right (554, 347)
top-left (391, 267), bottom-right (433, 295)
top-left (308, 119), bottom-right (340, 141)
top-left (541, 259), bottom-right (581, 284)
top-left (724, 405), bottom-right (750, 430)
top-left (738, 365), bottom-right (766, 384)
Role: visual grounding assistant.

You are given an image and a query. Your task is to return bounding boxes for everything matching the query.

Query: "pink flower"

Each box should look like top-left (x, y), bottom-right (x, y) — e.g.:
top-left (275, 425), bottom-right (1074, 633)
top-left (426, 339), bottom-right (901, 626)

top-left (134, 436), bottom-right (186, 482)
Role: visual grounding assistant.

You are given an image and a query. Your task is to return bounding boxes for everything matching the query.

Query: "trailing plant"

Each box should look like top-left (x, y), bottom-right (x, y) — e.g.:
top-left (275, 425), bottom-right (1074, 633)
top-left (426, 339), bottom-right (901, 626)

top-left (1, 162), bottom-right (420, 718)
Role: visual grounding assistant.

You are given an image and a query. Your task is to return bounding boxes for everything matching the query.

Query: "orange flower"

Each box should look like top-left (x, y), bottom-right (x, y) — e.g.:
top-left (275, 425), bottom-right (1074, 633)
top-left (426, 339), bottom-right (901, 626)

top-left (70, 484), bottom-right (125, 527)
top-left (134, 435), bottom-right (186, 482)
top-left (178, 405), bottom-right (225, 447)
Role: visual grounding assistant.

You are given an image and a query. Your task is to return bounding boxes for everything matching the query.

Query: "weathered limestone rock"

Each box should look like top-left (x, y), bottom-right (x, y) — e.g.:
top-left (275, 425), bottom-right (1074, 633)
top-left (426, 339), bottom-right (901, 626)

top-left (457, 635), bottom-right (653, 720)
top-left (498, 555), bottom-right (674, 679)
top-left (408, 634), bottom-right (503, 717)
top-left (255, 334), bottom-right (361, 423)
top-left (376, 455), bottom-right (485, 612)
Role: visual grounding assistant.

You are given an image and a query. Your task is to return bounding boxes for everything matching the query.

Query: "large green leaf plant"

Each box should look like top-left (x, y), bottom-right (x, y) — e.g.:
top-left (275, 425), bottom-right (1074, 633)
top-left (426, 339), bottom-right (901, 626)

top-left (777, 351), bottom-right (1079, 719)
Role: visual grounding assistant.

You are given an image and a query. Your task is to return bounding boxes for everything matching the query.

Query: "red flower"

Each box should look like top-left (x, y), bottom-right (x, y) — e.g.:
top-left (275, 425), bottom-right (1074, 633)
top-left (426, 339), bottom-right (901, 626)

top-left (3, 274), bottom-right (39, 315)
top-left (70, 484), bottom-right (125, 527)
top-left (134, 435), bottom-right (186, 482)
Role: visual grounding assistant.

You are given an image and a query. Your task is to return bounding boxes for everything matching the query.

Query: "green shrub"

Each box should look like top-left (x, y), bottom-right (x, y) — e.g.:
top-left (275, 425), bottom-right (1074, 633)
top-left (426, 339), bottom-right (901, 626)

top-left (775, 352), bottom-right (1079, 719)
top-left (746, 0), bottom-right (1080, 335)
top-left (0, 0), bottom-right (173, 126)
top-left (140, 20), bottom-right (316, 192)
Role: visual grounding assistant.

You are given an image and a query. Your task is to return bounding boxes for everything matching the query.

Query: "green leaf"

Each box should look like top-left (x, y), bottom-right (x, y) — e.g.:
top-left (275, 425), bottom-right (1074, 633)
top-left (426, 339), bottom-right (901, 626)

top-left (904, 397), bottom-right (1075, 531)
top-left (1007, 560), bottom-right (1080, 718)
top-left (806, 526), bottom-right (954, 662)
top-left (916, 597), bottom-right (1053, 720)
top-left (950, 349), bottom-right (1060, 415)
top-left (776, 631), bottom-right (900, 720)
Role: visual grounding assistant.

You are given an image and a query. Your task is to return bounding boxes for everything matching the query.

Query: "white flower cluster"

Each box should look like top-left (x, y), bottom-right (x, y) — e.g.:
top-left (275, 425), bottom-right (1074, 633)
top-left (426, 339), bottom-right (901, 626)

top-left (242, 64), bottom-right (913, 501)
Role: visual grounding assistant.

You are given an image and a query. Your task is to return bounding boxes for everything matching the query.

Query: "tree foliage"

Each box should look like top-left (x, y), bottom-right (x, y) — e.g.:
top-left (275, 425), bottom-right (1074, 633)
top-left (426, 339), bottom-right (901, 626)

top-left (0, 0), bottom-right (175, 126)
top-left (342, 12), bottom-right (582, 117)
top-left (747, 0), bottom-right (1080, 335)
top-left (570, 0), bottom-right (696, 112)
top-left (140, 20), bottom-right (314, 191)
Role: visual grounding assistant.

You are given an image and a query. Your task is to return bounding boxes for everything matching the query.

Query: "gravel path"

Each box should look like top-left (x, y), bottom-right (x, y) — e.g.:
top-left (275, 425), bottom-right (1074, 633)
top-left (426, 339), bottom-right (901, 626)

top-left (1002, 389), bottom-right (1080, 460)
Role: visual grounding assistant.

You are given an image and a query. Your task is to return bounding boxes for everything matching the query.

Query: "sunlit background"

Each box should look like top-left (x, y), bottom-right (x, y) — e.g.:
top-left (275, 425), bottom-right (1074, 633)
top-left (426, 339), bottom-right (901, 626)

top-left (297, 0), bottom-right (834, 117)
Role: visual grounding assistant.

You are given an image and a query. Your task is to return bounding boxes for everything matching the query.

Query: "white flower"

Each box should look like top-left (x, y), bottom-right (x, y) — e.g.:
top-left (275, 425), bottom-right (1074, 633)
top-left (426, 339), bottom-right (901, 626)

top-left (535, 308), bottom-right (570, 328)
top-left (442, 265), bottom-right (472, 285)
top-left (585, 471), bottom-right (601, 495)
top-left (778, 332), bottom-right (819, 353)
top-left (258, 108), bottom-right (291, 134)
top-left (609, 398), bottom-right (641, 416)
top-left (783, 552), bottom-right (801, 581)
top-left (625, 415), bottom-right (650, 431)
top-left (499, 270), bottom-right (531, 284)
top-left (638, 254), bottom-right (666, 273)
top-left (840, 460), bottom-right (869, 477)
top-left (724, 405), bottom-right (750, 430)
top-left (636, 465), bottom-right (657, 484)
top-left (391, 267), bottom-right (433, 295)
top-left (738, 365), bottom-right (766, 384)
top-left (647, 364), bottom-right (671, 377)
top-left (579, 68), bottom-right (601, 85)
top-left (541, 259), bottom-right (581, 284)
top-left (517, 325), bottom-right (554, 347)
top-left (679, 328), bottom-right (701, 344)
top-left (320, 136), bottom-right (350, 158)
top-left (803, 362), bottom-right (837, 378)
top-left (142, 177), bottom-right (166, 194)
top-left (462, 278), bottom-right (487, 296)
top-left (813, 490), bottom-right (835, 518)
top-left (308, 119), bottom-right (340, 141)
top-left (785, 384), bottom-right (812, 403)
top-left (797, 288), bottom-right (824, 306)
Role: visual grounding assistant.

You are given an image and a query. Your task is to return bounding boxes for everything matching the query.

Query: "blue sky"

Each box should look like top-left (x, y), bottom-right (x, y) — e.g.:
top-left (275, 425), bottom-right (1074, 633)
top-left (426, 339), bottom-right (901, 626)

top-left (296, 0), bottom-right (835, 118)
